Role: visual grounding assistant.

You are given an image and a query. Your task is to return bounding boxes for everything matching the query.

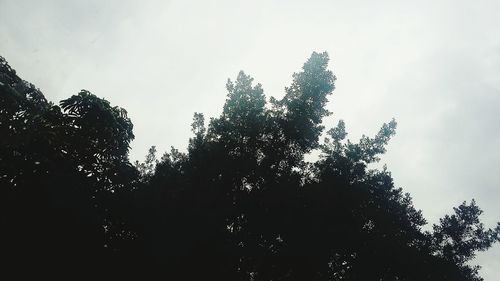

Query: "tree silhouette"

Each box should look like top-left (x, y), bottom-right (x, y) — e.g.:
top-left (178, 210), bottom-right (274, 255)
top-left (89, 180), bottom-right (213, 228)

top-left (0, 56), bottom-right (137, 273)
top-left (1, 53), bottom-right (498, 280)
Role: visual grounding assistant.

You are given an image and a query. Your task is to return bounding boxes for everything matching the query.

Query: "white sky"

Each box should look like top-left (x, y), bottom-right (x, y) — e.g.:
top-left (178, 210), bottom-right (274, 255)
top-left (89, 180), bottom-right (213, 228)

top-left (1, 0), bottom-right (499, 279)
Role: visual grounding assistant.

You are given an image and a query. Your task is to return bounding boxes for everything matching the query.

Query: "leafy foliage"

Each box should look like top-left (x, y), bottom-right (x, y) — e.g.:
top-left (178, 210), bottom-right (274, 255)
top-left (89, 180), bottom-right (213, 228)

top-left (1, 53), bottom-right (498, 280)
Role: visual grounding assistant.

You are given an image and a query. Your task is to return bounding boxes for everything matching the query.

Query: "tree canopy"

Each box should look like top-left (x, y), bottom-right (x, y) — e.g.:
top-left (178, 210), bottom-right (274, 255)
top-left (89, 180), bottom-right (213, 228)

top-left (1, 53), bottom-right (498, 280)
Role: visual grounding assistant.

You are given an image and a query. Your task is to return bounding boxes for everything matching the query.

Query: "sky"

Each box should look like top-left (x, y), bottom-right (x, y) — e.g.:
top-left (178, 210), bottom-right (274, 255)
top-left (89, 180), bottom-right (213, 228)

top-left (1, 0), bottom-right (499, 278)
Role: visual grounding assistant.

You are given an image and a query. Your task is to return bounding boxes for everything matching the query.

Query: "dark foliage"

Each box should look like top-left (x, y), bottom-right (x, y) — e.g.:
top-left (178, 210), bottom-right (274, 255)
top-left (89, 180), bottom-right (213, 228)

top-left (1, 53), bottom-right (498, 280)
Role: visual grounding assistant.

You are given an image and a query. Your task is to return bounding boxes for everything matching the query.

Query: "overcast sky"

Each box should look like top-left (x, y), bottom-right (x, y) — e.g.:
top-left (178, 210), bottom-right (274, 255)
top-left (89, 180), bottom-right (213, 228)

top-left (1, 0), bottom-right (499, 279)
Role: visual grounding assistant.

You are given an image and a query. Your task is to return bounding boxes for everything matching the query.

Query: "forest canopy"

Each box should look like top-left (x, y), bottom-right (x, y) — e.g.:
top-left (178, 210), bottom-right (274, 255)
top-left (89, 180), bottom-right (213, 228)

top-left (1, 52), bottom-right (499, 280)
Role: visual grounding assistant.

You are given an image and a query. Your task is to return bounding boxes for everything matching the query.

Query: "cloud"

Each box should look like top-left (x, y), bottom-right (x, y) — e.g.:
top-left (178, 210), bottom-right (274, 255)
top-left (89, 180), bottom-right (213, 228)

top-left (1, 0), bottom-right (499, 279)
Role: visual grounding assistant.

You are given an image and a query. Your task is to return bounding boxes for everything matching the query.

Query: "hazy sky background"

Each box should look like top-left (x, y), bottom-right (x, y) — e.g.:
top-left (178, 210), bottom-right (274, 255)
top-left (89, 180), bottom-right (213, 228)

top-left (1, 0), bottom-right (499, 279)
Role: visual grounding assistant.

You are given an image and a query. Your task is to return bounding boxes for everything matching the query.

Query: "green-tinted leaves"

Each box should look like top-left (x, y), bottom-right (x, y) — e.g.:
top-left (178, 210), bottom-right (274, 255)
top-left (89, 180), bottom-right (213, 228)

top-left (60, 89), bottom-right (134, 158)
top-left (432, 200), bottom-right (499, 265)
top-left (277, 52), bottom-right (336, 152)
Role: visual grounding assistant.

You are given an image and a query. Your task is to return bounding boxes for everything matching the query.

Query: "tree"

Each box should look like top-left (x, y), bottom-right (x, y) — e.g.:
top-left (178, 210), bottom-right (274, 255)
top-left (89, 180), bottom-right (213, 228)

top-left (0, 56), bottom-right (137, 273)
top-left (1, 53), bottom-right (498, 280)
